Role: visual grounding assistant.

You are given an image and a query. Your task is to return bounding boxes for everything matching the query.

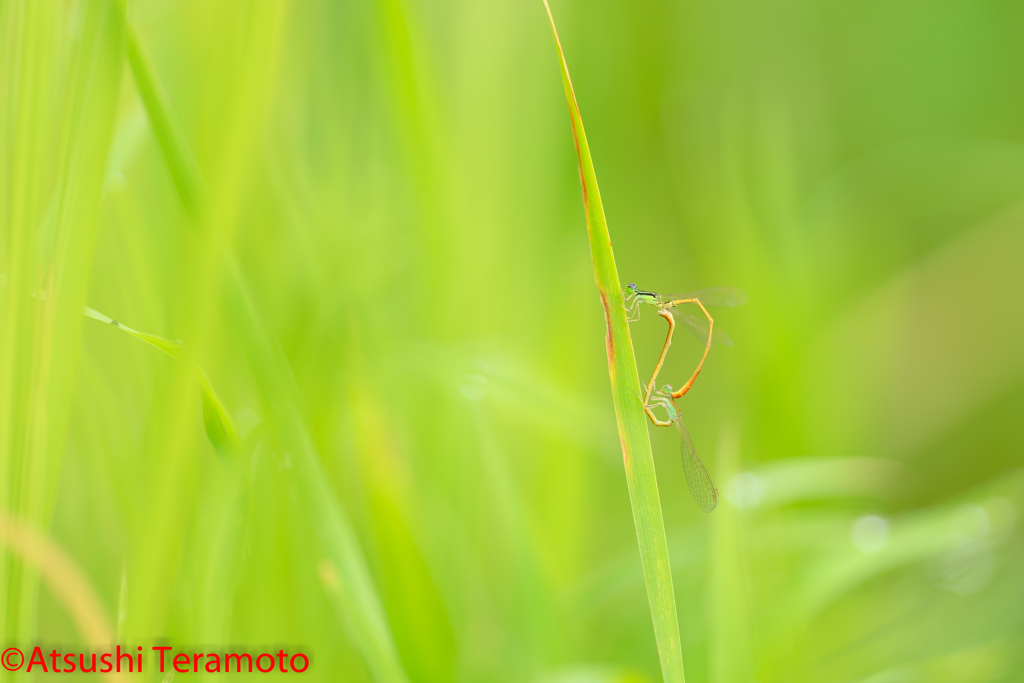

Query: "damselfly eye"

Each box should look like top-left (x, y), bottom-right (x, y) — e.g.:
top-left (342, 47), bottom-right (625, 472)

top-left (628, 283), bottom-right (637, 290)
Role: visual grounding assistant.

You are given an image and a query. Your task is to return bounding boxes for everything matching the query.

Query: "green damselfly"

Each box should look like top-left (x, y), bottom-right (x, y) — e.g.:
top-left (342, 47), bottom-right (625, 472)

top-left (624, 284), bottom-right (746, 346)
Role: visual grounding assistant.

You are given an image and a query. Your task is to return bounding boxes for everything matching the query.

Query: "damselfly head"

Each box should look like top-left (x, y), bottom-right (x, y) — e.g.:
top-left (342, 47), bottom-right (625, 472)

top-left (627, 283), bottom-right (638, 292)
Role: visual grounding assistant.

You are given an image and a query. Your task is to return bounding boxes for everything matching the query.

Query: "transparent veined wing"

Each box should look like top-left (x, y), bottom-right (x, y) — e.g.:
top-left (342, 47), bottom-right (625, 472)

top-left (675, 416), bottom-right (718, 513)
top-left (663, 287), bottom-right (747, 308)
top-left (678, 311), bottom-right (734, 347)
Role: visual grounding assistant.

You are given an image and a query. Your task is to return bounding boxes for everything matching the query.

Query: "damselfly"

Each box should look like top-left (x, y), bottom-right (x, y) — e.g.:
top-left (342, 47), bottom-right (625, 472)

top-left (625, 284), bottom-right (746, 403)
top-left (647, 385), bottom-right (718, 513)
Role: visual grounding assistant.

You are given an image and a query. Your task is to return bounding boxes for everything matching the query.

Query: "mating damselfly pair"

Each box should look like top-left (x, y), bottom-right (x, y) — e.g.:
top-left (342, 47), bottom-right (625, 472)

top-left (624, 283), bottom-right (746, 513)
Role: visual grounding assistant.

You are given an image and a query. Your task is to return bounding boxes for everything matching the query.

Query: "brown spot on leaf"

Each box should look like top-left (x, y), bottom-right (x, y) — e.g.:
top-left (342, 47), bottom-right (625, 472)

top-left (600, 290), bottom-right (614, 365)
top-left (577, 162), bottom-right (588, 210)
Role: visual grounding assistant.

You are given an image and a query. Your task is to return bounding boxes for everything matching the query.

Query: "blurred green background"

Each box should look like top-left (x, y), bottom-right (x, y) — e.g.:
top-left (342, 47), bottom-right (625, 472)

top-left (2, 0), bottom-right (1024, 680)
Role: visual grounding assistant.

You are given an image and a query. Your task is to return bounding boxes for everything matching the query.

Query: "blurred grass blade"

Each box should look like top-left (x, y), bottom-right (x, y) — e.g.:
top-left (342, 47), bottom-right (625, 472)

top-left (0, 513), bottom-right (113, 645)
top-left (84, 306), bottom-right (182, 359)
top-left (83, 306), bottom-right (241, 459)
top-left (221, 254), bottom-right (410, 683)
top-left (542, 3), bottom-right (685, 681)
top-left (196, 370), bottom-right (239, 460)
top-left (120, 15), bottom-right (409, 682)
top-left (0, 0), bottom-right (125, 648)
top-left (123, 23), bottom-right (205, 219)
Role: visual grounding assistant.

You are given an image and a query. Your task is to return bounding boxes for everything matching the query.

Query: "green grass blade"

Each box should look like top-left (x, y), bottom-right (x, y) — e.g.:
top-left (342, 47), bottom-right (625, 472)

top-left (123, 23), bottom-right (205, 220)
top-left (542, 3), bottom-right (686, 682)
top-left (83, 305), bottom-right (241, 460)
top-left (83, 306), bottom-right (183, 359)
top-left (195, 369), bottom-right (241, 461)
top-left (221, 256), bottom-right (410, 683)
top-left (120, 14), bottom-right (409, 682)
top-left (0, 0), bottom-right (124, 647)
